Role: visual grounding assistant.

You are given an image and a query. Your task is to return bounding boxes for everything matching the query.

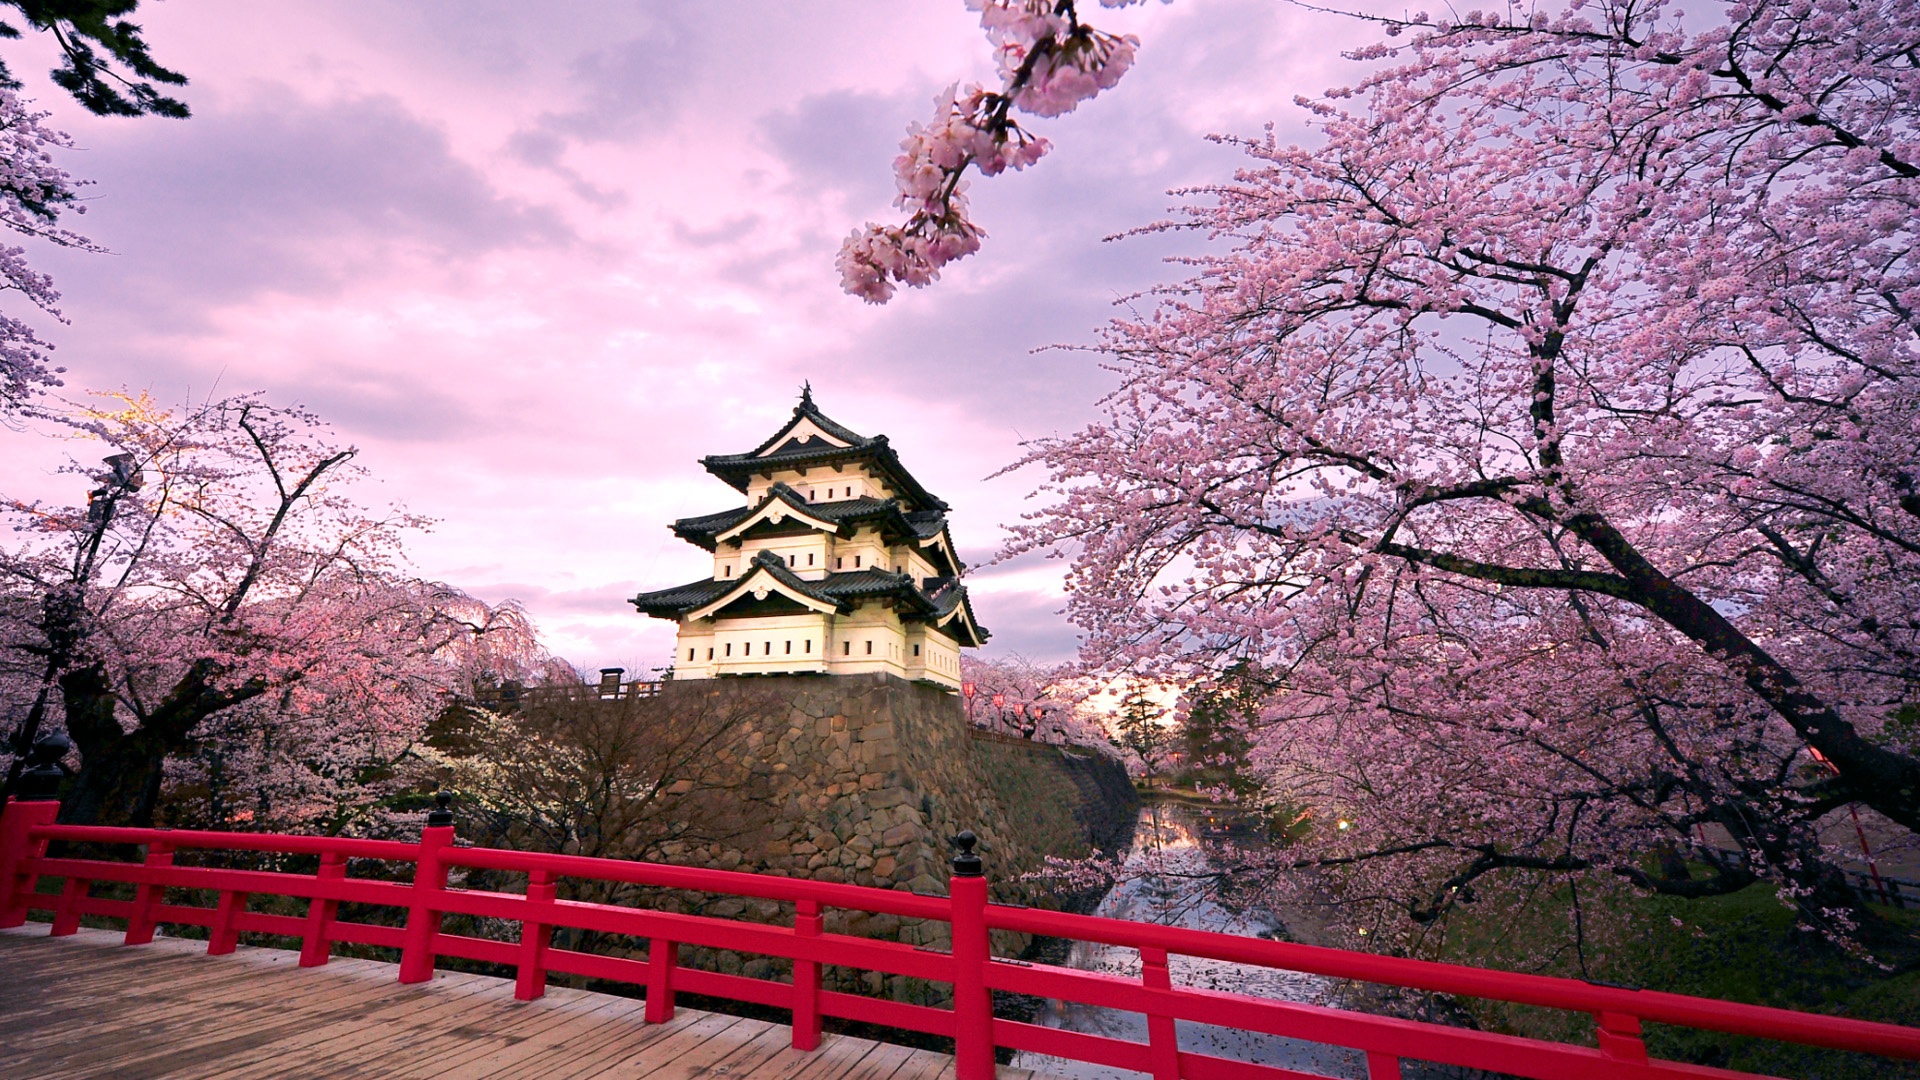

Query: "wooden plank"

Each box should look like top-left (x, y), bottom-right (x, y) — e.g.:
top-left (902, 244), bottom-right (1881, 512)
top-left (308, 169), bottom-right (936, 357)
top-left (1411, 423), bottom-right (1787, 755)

top-left (12, 945), bottom-right (478, 1079)
top-left (0, 949), bottom-right (370, 1070)
top-left (18, 974), bottom-right (443, 1080)
top-left (839, 1038), bottom-right (923, 1080)
top-left (779, 1034), bottom-right (908, 1080)
top-left (0, 925), bottom-right (1006, 1080)
top-left (703, 1018), bottom-right (805, 1078)
top-left (890, 1048), bottom-right (959, 1080)
top-left (159, 971), bottom-right (510, 1079)
top-left (574, 1010), bottom-right (763, 1080)
top-left (410, 993), bottom-right (650, 1079)
top-left (374, 984), bottom-right (638, 1076)
top-left (485, 1001), bottom-right (709, 1080)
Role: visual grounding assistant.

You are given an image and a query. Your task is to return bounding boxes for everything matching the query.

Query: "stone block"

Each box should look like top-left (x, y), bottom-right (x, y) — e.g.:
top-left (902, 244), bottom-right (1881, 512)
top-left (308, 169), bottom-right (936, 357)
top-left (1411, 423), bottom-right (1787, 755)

top-left (866, 788), bottom-right (910, 810)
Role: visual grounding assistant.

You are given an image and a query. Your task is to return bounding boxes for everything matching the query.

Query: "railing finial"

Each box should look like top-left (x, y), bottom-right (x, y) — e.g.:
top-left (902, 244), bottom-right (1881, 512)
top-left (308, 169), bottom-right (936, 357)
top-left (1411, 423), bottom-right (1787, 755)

top-left (950, 829), bottom-right (983, 877)
top-left (17, 733), bottom-right (71, 802)
top-left (426, 789), bottom-right (454, 828)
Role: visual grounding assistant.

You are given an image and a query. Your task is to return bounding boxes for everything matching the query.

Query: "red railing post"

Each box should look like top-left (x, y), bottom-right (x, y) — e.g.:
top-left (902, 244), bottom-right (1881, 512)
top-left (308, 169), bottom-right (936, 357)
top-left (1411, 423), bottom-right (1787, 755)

top-left (791, 898), bottom-right (823, 1050)
top-left (50, 873), bottom-right (88, 936)
top-left (516, 868), bottom-right (556, 1001)
top-left (949, 830), bottom-right (994, 1080)
top-left (645, 937), bottom-right (679, 1023)
top-left (124, 838), bottom-right (174, 945)
top-left (207, 887), bottom-right (250, 954)
top-left (300, 850), bottom-right (346, 967)
top-left (1365, 1052), bottom-right (1404, 1079)
top-left (0, 797), bottom-right (60, 928)
top-left (1596, 1010), bottom-right (1650, 1063)
top-left (1140, 946), bottom-right (1182, 1080)
top-left (398, 792), bottom-right (456, 984)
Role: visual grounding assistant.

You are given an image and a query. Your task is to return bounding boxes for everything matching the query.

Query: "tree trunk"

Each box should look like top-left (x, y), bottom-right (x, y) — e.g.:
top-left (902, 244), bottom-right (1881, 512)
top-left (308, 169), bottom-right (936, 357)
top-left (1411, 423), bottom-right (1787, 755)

top-left (58, 733), bottom-right (170, 827)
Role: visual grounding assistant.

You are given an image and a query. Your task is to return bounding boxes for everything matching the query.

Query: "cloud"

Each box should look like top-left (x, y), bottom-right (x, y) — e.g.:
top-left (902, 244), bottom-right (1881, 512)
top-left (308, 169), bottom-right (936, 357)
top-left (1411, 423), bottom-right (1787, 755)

top-left (759, 89), bottom-right (913, 212)
top-left (970, 587), bottom-right (1082, 664)
top-left (45, 87), bottom-right (574, 323)
top-left (528, 14), bottom-right (706, 142)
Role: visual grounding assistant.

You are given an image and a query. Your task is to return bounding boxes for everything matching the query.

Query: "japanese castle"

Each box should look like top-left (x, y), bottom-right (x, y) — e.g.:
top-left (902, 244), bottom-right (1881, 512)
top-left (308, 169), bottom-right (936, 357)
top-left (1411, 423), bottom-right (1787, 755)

top-left (631, 388), bottom-right (988, 689)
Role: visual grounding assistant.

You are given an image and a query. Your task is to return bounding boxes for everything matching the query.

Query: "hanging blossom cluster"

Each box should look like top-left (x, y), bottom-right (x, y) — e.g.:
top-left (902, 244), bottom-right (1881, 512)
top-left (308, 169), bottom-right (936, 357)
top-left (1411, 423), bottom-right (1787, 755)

top-left (837, 0), bottom-right (1144, 303)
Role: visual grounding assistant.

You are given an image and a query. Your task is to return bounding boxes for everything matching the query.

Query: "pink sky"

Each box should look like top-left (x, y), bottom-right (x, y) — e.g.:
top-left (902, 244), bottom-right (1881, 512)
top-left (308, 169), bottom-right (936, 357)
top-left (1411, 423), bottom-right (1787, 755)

top-left (0, 1), bottom-right (1375, 673)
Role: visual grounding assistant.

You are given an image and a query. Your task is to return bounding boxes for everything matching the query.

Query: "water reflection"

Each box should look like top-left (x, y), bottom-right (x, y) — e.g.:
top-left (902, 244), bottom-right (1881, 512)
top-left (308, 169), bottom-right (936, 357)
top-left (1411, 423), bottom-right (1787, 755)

top-left (1012, 803), bottom-right (1363, 1080)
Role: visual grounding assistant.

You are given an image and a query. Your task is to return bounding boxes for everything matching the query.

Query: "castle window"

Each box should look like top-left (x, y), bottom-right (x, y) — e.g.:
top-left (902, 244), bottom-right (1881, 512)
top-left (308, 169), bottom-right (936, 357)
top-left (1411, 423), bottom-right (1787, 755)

top-left (842, 641), bottom-right (850, 656)
top-left (744, 641), bottom-right (751, 655)
top-left (765, 641), bottom-right (772, 655)
top-left (805, 639), bottom-right (812, 652)
top-left (807, 553), bottom-right (815, 566)
top-left (836, 556), bottom-right (843, 569)
top-left (785, 640), bottom-right (792, 654)
top-left (808, 489), bottom-right (815, 500)
top-left (725, 564), bottom-right (732, 577)
top-left (787, 554), bottom-right (795, 567)
top-left (865, 640), bottom-right (873, 655)
top-left (725, 643), bottom-right (732, 656)
top-left (707, 647), bottom-right (714, 660)
top-left (854, 555), bottom-right (862, 568)
top-left (913, 644), bottom-right (921, 657)
top-left (688, 648), bottom-right (695, 661)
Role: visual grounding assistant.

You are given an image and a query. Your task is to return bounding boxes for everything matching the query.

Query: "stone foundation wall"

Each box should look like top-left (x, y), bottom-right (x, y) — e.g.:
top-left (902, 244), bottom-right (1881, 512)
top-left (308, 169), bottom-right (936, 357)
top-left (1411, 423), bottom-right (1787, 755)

top-left (645, 673), bottom-right (1136, 997)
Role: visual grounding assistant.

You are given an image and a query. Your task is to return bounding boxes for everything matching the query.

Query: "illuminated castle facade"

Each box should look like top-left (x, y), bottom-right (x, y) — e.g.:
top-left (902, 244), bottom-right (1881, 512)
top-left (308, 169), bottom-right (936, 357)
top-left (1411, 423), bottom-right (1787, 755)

top-left (630, 388), bottom-right (988, 689)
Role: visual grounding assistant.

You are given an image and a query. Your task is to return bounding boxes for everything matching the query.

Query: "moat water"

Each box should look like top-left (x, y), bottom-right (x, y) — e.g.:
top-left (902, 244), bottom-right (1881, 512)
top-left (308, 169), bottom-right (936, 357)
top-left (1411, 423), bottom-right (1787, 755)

top-left (1010, 802), bottom-right (1364, 1080)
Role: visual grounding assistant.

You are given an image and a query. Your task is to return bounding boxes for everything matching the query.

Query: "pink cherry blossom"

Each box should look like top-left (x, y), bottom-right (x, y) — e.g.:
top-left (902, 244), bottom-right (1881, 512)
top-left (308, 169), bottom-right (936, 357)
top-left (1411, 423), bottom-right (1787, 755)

top-left (994, 0), bottom-right (1920, 940)
top-left (839, 2), bottom-right (1137, 303)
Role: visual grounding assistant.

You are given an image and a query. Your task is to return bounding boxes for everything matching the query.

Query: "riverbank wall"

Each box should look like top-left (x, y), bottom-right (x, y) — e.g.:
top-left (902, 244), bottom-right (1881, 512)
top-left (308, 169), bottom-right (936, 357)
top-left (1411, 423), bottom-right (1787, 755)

top-left (646, 674), bottom-right (1137, 997)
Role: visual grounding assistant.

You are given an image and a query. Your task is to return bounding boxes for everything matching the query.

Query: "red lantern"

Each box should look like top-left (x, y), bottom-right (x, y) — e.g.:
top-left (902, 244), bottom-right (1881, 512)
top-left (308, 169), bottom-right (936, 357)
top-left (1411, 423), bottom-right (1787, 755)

top-left (991, 693), bottom-right (1005, 709)
top-left (962, 681), bottom-right (976, 699)
top-left (1029, 703), bottom-right (1044, 719)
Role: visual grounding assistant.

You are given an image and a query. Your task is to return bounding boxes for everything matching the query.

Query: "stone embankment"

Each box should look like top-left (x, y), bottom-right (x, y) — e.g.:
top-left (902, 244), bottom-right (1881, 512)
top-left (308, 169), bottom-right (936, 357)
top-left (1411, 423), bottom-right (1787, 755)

top-left (646, 674), bottom-right (1136, 997)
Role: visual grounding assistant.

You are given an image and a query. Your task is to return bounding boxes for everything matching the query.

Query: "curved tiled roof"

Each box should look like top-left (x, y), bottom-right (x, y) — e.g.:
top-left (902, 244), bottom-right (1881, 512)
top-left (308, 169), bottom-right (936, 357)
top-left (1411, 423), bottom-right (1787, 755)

top-left (630, 549), bottom-right (989, 644)
top-left (628, 576), bottom-right (733, 615)
top-left (700, 394), bottom-right (948, 512)
top-left (672, 483), bottom-right (950, 554)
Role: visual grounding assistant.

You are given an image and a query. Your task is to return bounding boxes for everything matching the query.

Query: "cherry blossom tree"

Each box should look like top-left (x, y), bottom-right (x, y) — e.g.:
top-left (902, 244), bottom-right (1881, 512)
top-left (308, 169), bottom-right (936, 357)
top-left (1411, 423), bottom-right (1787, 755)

top-left (961, 650), bottom-right (1117, 750)
top-left (0, 392), bottom-right (538, 829)
top-left (0, 1), bottom-right (186, 410)
top-left (975, 0), bottom-right (1919, 933)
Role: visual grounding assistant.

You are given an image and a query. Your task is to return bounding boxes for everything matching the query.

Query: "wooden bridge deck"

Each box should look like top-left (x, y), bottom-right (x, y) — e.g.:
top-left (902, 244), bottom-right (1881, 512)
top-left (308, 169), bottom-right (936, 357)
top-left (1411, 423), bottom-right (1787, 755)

top-left (0, 926), bottom-right (1046, 1080)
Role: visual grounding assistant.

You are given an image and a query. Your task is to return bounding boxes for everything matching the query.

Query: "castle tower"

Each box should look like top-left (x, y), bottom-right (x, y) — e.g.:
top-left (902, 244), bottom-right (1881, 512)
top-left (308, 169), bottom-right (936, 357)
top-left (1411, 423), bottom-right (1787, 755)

top-left (631, 387), bottom-right (988, 688)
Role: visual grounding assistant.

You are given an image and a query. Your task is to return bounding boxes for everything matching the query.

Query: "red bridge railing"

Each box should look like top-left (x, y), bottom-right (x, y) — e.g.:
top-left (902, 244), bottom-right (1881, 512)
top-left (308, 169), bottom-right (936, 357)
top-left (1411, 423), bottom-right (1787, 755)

top-left (4, 793), bottom-right (1918, 1080)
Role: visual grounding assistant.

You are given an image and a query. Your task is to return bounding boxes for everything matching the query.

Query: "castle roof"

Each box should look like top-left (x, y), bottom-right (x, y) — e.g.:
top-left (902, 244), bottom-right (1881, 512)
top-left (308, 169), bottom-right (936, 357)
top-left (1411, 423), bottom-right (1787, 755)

top-left (631, 550), bottom-right (988, 645)
top-left (698, 388), bottom-right (948, 513)
top-left (669, 482), bottom-right (964, 575)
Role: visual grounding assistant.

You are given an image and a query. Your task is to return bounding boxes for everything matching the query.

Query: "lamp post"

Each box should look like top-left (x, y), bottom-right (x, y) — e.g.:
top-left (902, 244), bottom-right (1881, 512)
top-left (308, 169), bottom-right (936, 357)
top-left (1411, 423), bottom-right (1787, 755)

top-left (1, 454), bottom-right (144, 803)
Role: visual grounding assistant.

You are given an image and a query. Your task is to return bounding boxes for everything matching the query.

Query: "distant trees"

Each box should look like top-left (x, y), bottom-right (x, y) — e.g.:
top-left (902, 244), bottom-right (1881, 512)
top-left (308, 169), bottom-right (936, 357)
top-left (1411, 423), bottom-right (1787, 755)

top-left (1111, 678), bottom-right (1169, 782)
top-left (1175, 666), bottom-right (1261, 801)
top-left (0, 393), bottom-right (539, 830)
top-left (960, 651), bottom-right (1116, 751)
